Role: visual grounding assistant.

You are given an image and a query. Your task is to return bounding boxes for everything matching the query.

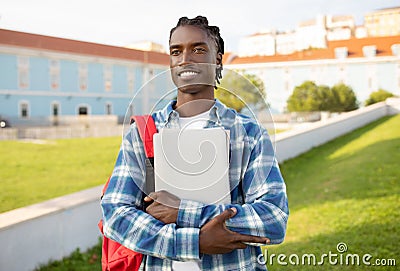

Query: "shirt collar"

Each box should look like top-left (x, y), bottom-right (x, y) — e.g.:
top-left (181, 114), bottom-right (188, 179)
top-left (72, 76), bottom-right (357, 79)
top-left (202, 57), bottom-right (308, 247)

top-left (159, 99), bottom-right (235, 129)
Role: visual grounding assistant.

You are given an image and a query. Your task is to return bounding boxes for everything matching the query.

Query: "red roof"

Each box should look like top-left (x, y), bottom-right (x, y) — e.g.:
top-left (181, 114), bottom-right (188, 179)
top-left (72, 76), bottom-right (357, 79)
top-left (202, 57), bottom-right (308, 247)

top-left (228, 35), bottom-right (400, 65)
top-left (0, 29), bottom-right (169, 65)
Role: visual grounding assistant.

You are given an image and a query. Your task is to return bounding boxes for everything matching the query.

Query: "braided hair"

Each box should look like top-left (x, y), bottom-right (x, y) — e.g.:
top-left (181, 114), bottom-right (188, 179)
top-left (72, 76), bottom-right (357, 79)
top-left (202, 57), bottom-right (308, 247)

top-left (169, 16), bottom-right (224, 88)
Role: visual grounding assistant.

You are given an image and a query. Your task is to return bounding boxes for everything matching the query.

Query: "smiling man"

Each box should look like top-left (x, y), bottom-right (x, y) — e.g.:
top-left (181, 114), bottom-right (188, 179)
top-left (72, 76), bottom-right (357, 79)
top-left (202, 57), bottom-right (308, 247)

top-left (101, 16), bottom-right (289, 270)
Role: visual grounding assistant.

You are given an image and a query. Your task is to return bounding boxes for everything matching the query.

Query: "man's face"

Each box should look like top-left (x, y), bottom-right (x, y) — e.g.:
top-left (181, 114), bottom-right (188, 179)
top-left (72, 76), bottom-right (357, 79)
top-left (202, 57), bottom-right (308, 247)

top-left (169, 25), bottom-right (221, 94)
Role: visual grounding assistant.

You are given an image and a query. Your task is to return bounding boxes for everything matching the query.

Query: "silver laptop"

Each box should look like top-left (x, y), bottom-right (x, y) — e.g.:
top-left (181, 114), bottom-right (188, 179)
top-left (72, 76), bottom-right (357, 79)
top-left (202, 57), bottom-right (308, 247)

top-left (153, 128), bottom-right (231, 205)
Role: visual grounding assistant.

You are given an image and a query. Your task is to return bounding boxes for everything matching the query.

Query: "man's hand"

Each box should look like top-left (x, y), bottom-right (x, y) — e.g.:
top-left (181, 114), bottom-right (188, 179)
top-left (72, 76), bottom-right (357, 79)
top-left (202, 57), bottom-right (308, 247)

top-left (144, 190), bottom-right (181, 224)
top-left (199, 208), bottom-right (270, 255)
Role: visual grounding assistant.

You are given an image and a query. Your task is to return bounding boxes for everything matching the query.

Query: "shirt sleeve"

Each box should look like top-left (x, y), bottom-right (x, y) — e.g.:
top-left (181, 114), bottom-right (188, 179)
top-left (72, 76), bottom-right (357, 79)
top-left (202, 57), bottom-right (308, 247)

top-left (100, 124), bottom-right (200, 261)
top-left (176, 129), bottom-right (289, 244)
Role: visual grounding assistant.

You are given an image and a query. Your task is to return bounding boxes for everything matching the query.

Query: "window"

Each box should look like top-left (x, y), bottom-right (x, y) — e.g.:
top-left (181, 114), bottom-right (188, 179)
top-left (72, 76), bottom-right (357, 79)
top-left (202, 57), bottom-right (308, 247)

top-left (391, 44), bottom-right (400, 56)
top-left (338, 64), bottom-right (347, 84)
top-left (363, 45), bottom-right (377, 58)
top-left (78, 106), bottom-right (88, 115)
top-left (49, 59), bottom-right (60, 90)
top-left (367, 64), bottom-right (377, 91)
top-left (79, 63), bottom-right (88, 91)
top-left (52, 102), bottom-right (60, 117)
top-left (104, 64), bottom-right (113, 92)
top-left (127, 67), bottom-right (135, 94)
top-left (148, 68), bottom-right (154, 77)
top-left (18, 56), bottom-right (29, 89)
top-left (19, 101), bottom-right (29, 118)
top-left (334, 47), bottom-right (348, 59)
top-left (283, 67), bottom-right (291, 92)
top-left (397, 64), bottom-right (400, 88)
top-left (285, 80), bottom-right (290, 92)
top-left (51, 102), bottom-right (60, 125)
top-left (105, 102), bottom-right (112, 115)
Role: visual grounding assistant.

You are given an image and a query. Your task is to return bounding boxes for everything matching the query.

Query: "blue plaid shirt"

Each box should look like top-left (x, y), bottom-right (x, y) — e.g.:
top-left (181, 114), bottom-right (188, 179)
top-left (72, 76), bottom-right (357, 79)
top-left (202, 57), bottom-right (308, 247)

top-left (101, 100), bottom-right (288, 271)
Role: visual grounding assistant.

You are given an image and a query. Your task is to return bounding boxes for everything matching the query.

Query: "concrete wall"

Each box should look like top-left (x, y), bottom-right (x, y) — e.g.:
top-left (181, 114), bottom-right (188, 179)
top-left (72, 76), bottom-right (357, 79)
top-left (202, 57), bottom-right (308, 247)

top-left (273, 99), bottom-right (399, 162)
top-left (0, 115), bottom-right (124, 140)
top-left (0, 98), bottom-right (399, 271)
top-left (0, 186), bottom-right (103, 271)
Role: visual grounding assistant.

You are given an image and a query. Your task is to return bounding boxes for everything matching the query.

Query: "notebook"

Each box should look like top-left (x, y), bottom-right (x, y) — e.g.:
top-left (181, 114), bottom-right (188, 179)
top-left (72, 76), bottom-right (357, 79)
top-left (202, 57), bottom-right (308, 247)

top-left (153, 128), bottom-right (231, 205)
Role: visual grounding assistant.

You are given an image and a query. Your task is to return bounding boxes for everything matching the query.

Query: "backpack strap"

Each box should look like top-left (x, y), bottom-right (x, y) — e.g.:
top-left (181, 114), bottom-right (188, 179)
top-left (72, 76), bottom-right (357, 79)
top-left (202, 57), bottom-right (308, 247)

top-left (131, 115), bottom-right (157, 158)
top-left (101, 115), bottom-right (157, 203)
top-left (131, 115), bottom-right (157, 209)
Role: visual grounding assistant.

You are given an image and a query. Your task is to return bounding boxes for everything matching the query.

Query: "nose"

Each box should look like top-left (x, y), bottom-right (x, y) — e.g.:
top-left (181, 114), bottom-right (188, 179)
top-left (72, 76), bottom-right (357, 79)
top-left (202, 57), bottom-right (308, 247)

top-left (179, 49), bottom-right (192, 66)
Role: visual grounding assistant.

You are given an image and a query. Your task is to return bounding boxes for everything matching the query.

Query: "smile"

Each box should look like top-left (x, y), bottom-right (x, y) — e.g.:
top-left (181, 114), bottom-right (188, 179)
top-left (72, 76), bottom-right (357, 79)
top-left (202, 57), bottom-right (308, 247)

top-left (178, 70), bottom-right (199, 80)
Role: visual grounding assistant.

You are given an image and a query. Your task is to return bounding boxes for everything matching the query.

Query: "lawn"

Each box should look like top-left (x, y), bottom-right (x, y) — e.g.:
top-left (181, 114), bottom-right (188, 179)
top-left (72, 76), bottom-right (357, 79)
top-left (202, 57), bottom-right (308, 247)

top-left (0, 136), bottom-right (121, 213)
top-left (266, 114), bottom-right (399, 270)
top-left (14, 114), bottom-right (400, 270)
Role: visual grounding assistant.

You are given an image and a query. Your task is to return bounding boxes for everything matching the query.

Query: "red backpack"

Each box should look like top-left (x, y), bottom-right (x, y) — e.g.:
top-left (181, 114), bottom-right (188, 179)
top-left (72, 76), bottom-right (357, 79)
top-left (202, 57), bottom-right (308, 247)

top-left (98, 115), bottom-right (157, 271)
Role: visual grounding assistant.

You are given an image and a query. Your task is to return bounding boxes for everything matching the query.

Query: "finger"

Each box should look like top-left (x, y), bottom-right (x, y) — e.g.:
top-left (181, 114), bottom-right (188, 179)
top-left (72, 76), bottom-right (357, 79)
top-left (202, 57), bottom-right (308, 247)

top-left (145, 192), bottom-right (158, 201)
top-left (235, 233), bottom-right (270, 244)
top-left (234, 242), bottom-right (248, 250)
top-left (214, 208), bottom-right (237, 223)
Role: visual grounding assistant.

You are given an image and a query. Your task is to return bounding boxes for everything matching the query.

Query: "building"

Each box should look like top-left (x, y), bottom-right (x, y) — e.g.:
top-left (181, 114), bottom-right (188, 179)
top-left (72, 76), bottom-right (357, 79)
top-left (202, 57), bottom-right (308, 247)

top-left (2, 28), bottom-right (399, 125)
top-left (365, 6), bottom-right (400, 37)
top-left (295, 15), bottom-right (328, 51)
top-left (355, 26), bottom-right (368, 39)
top-left (226, 36), bottom-right (400, 112)
top-left (0, 29), bottom-right (173, 127)
top-left (238, 14), bottom-right (356, 57)
top-left (238, 31), bottom-right (276, 57)
top-left (326, 15), bottom-right (355, 41)
top-left (275, 31), bottom-right (296, 55)
top-left (125, 41), bottom-right (166, 53)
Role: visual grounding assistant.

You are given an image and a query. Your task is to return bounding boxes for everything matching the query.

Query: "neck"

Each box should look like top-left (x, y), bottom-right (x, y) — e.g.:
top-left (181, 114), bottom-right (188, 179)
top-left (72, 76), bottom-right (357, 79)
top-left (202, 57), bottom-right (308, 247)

top-left (175, 87), bottom-right (214, 117)
top-left (174, 98), bottom-right (215, 117)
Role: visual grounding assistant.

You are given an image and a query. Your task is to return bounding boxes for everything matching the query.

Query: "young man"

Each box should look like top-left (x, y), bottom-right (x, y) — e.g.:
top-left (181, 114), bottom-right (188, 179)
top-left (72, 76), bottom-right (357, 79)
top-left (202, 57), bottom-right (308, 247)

top-left (101, 16), bottom-right (289, 270)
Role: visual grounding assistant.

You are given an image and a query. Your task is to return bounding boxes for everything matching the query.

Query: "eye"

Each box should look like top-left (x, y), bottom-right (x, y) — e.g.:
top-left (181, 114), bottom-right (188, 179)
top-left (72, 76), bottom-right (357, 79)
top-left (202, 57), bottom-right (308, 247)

top-left (193, 47), bottom-right (207, 53)
top-left (170, 49), bottom-right (181, 56)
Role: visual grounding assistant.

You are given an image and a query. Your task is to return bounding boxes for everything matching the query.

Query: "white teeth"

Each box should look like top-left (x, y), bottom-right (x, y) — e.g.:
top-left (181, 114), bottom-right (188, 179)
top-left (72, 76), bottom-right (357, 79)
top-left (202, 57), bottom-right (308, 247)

top-left (179, 71), bottom-right (198, 77)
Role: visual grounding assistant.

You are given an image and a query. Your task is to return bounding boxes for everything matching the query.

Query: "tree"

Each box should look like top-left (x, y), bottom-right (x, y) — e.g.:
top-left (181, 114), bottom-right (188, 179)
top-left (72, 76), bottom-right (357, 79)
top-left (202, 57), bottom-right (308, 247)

top-left (287, 81), bottom-right (359, 112)
top-left (216, 70), bottom-right (266, 113)
top-left (329, 83), bottom-right (358, 112)
top-left (365, 89), bottom-right (394, 106)
top-left (286, 81), bottom-right (324, 112)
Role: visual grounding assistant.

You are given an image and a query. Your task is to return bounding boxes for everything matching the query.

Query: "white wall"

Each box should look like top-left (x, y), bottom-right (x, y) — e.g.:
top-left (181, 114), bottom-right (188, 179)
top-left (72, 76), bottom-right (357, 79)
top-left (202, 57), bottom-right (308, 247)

top-left (274, 99), bottom-right (400, 162)
top-left (0, 99), bottom-right (399, 271)
top-left (0, 124), bottom-right (124, 140)
top-left (0, 186), bottom-right (103, 271)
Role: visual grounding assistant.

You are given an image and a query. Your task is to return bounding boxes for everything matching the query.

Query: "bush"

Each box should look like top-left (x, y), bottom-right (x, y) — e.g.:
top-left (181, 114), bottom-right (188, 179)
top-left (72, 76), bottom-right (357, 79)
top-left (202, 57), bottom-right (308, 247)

top-left (365, 89), bottom-right (394, 106)
top-left (286, 81), bottom-right (359, 112)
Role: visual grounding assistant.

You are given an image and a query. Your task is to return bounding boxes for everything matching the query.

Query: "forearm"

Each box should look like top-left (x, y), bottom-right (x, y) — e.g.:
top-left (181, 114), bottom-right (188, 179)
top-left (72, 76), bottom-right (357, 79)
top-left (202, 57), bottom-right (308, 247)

top-left (102, 199), bottom-right (200, 260)
top-left (177, 197), bottom-right (287, 244)
top-left (101, 126), bottom-right (201, 261)
top-left (225, 198), bottom-right (288, 244)
top-left (177, 166), bottom-right (288, 244)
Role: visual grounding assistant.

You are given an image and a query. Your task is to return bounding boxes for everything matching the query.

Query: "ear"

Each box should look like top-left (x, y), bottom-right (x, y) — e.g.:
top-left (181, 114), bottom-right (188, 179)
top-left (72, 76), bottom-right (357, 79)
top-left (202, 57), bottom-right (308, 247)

top-left (216, 52), bottom-right (223, 66)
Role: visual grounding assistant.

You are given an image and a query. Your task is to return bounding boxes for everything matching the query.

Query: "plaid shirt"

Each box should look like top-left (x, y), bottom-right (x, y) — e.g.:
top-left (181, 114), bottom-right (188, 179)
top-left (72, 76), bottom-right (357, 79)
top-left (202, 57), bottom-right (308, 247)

top-left (101, 100), bottom-right (289, 271)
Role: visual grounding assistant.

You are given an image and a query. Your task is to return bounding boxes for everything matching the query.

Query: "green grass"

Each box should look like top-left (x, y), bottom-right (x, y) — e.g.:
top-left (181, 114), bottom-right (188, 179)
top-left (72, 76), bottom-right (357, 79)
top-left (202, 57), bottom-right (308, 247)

top-left (0, 136), bottom-right (121, 213)
top-left (12, 115), bottom-right (400, 270)
top-left (34, 239), bottom-right (102, 271)
top-left (266, 114), bottom-right (400, 270)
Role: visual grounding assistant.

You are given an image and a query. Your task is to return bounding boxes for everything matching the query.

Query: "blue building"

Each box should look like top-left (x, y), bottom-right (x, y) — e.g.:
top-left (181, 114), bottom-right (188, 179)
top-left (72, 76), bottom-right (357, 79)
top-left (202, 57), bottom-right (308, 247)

top-left (0, 29), bottom-right (173, 127)
top-left (1, 29), bottom-right (400, 126)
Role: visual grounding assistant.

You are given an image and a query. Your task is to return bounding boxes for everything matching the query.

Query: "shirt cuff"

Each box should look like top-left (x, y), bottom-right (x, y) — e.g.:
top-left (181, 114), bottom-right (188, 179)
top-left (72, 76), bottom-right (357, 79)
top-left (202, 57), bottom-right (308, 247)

top-left (177, 199), bottom-right (205, 228)
top-left (175, 227), bottom-right (200, 261)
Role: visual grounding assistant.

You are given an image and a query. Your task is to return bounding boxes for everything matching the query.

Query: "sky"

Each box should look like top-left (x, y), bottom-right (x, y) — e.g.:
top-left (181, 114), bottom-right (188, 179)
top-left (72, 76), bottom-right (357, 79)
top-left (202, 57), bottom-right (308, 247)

top-left (0, 0), bottom-right (399, 53)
